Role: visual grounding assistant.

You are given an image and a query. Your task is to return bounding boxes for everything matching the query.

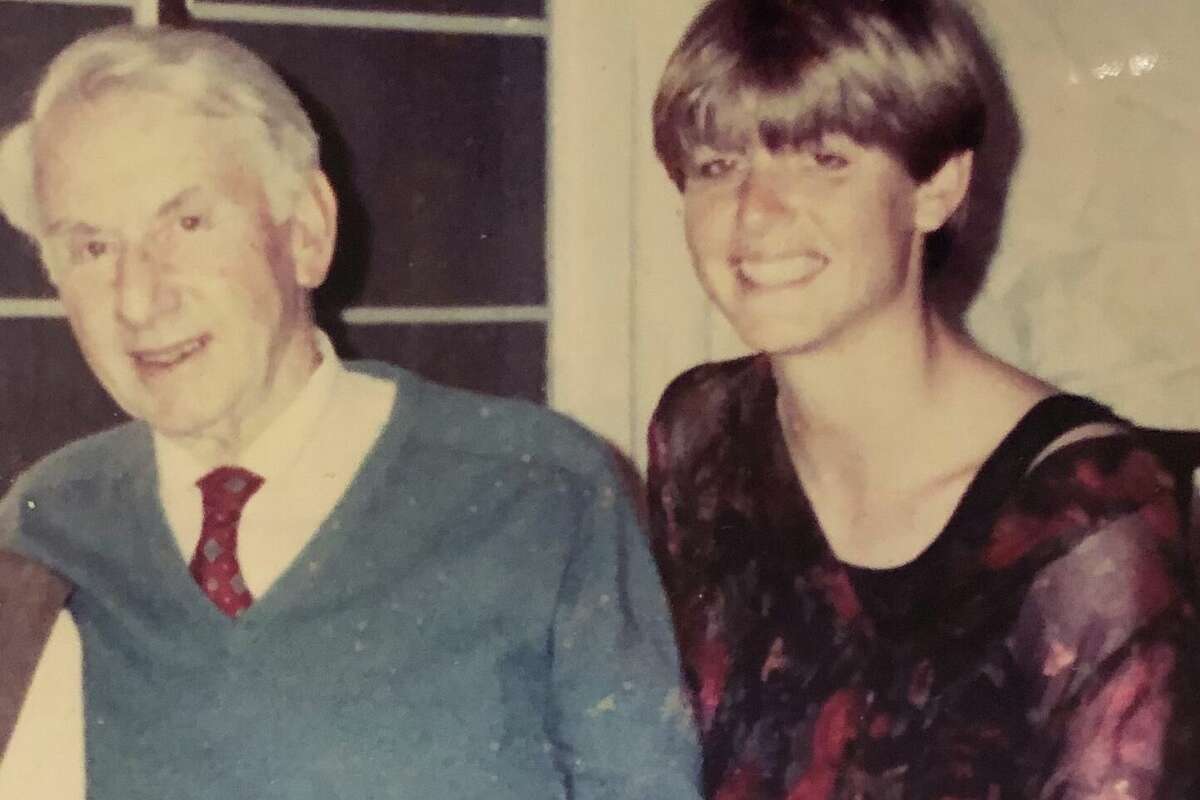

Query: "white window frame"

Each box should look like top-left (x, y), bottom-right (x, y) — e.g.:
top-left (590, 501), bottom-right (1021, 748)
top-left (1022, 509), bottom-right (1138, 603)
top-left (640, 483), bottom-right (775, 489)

top-left (547, 0), bottom-right (736, 466)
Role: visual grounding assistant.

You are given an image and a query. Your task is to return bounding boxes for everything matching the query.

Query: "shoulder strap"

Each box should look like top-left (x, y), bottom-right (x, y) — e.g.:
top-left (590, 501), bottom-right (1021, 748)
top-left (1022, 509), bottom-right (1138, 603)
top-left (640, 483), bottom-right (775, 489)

top-left (949, 395), bottom-right (1124, 534)
top-left (1026, 420), bottom-right (1128, 475)
top-left (992, 394), bottom-right (1125, 483)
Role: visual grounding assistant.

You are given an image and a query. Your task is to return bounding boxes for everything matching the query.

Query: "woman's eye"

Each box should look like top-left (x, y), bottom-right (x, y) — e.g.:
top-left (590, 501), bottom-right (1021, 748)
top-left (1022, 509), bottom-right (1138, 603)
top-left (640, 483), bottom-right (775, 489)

top-left (812, 150), bottom-right (849, 170)
top-left (179, 214), bottom-right (204, 231)
top-left (85, 240), bottom-right (109, 258)
top-left (696, 156), bottom-right (740, 180)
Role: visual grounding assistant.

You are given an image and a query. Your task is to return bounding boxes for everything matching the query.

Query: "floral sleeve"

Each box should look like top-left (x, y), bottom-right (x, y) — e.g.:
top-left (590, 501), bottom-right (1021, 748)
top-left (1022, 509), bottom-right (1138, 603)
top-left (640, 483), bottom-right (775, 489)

top-left (1006, 510), bottom-right (1200, 798)
top-left (646, 383), bottom-right (735, 737)
top-left (646, 415), bottom-right (711, 719)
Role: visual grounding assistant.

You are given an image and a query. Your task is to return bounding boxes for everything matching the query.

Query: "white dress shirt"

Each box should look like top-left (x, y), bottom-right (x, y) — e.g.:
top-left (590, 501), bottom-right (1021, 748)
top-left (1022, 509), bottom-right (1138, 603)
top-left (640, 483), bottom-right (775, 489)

top-left (154, 332), bottom-right (395, 596)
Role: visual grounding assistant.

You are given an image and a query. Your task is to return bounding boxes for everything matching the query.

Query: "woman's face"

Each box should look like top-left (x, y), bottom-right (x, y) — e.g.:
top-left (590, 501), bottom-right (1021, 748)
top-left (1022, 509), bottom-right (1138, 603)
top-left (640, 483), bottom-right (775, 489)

top-left (681, 133), bottom-right (944, 356)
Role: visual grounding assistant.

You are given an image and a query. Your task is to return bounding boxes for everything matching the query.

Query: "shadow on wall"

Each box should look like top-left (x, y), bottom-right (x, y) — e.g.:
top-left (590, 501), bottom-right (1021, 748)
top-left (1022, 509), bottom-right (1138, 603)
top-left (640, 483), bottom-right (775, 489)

top-left (926, 1), bottom-right (1022, 332)
top-left (290, 79), bottom-right (371, 359)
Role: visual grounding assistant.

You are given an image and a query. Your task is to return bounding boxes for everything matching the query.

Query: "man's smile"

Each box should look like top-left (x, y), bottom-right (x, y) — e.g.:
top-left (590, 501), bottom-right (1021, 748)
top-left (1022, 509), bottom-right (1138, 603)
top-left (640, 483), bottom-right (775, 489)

top-left (130, 333), bottom-right (211, 374)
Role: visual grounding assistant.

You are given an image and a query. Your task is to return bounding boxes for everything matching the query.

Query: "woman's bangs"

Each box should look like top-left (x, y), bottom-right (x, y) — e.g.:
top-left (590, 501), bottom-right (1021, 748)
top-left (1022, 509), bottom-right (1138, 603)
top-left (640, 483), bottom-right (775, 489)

top-left (675, 55), bottom-right (896, 160)
top-left (675, 78), bottom-right (757, 158)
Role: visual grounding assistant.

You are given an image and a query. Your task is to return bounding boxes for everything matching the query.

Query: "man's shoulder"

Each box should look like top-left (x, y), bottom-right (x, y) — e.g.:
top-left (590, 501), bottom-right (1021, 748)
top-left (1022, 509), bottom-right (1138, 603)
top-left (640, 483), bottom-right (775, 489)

top-left (0, 423), bottom-right (147, 559)
top-left (351, 360), bottom-right (618, 484)
top-left (6, 421), bottom-right (147, 500)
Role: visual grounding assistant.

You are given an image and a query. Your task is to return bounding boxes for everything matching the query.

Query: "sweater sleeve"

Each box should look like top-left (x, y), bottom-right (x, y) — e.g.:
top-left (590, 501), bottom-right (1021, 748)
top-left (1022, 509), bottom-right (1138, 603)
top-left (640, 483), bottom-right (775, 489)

top-left (548, 465), bottom-right (701, 800)
top-left (1007, 510), bottom-right (1200, 799)
top-left (0, 550), bottom-right (72, 760)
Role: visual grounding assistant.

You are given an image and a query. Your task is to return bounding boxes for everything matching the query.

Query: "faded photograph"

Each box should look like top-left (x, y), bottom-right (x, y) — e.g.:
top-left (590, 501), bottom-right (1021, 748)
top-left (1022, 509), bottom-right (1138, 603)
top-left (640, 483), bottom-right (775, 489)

top-left (1, 0), bottom-right (1199, 798)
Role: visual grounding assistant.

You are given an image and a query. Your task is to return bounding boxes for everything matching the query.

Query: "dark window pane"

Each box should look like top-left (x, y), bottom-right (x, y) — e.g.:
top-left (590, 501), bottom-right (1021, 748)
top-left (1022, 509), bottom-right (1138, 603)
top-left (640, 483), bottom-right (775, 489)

top-left (0, 231), bottom-right (44, 298)
top-left (0, 5), bottom-right (131, 126)
top-left (337, 322), bottom-right (545, 402)
top-left (205, 0), bottom-right (544, 18)
top-left (208, 22), bottom-right (546, 309)
top-left (0, 319), bottom-right (127, 489)
top-left (0, 4), bottom-right (131, 298)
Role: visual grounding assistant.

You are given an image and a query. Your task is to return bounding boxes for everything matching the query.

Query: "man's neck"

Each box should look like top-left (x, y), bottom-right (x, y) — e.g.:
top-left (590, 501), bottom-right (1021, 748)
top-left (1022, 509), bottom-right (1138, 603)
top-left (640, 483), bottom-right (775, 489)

top-left (163, 329), bottom-right (324, 468)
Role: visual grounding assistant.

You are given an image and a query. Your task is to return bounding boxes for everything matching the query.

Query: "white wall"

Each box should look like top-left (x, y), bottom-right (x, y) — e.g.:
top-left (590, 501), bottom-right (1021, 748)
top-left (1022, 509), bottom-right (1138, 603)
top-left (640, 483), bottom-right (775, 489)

top-left (549, 0), bottom-right (719, 467)
top-left (966, 0), bottom-right (1200, 430)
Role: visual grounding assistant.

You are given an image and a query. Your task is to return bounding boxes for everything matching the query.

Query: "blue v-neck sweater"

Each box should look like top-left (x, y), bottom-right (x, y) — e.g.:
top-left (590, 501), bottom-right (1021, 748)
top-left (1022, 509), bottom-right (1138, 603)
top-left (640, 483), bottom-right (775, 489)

top-left (0, 362), bottom-right (699, 800)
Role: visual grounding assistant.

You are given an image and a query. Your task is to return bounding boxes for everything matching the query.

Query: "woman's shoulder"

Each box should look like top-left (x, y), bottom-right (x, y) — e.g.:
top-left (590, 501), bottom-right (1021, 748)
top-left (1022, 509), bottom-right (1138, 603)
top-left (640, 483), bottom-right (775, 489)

top-left (649, 355), bottom-right (771, 475)
top-left (995, 432), bottom-right (1200, 749)
top-left (983, 429), bottom-right (1182, 572)
top-left (653, 355), bottom-right (767, 421)
top-left (1026, 431), bottom-right (1176, 529)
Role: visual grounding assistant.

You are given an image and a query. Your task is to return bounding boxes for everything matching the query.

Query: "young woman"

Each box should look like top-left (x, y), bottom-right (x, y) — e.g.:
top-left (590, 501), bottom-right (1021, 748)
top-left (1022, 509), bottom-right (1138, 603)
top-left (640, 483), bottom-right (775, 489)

top-left (646, 1), bottom-right (1199, 797)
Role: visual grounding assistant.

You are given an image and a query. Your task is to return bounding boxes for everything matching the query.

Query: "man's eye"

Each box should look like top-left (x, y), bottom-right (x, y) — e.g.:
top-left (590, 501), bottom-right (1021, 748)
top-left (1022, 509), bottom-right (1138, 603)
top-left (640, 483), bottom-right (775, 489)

top-left (62, 236), bottom-right (119, 271)
top-left (179, 214), bottom-right (204, 231)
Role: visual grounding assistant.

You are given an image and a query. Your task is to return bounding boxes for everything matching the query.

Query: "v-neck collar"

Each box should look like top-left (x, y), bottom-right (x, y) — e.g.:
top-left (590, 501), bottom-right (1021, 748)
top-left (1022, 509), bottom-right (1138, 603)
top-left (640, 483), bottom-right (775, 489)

top-left (126, 361), bottom-right (421, 631)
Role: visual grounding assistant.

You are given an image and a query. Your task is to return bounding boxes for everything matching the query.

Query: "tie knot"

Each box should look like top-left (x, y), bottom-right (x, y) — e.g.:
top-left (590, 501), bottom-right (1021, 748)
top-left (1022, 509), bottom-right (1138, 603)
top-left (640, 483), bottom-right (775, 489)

top-left (196, 466), bottom-right (264, 516)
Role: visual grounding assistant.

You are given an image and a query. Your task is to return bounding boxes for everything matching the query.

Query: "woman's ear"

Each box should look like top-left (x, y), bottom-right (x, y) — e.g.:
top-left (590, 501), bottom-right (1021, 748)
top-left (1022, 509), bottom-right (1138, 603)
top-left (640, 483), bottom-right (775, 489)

top-left (913, 150), bottom-right (973, 234)
top-left (288, 168), bottom-right (338, 289)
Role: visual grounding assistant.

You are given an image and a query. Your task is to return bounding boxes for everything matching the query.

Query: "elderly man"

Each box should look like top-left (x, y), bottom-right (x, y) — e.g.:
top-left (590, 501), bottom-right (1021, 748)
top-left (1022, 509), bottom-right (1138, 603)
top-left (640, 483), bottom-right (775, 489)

top-left (0, 25), bottom-right (698, 800)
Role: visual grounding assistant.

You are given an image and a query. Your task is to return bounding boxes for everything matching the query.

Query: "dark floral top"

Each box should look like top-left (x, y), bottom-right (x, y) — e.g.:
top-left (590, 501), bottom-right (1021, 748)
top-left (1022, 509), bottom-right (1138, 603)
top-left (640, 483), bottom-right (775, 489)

top-left (647, 356), bottom-right (1200, 800)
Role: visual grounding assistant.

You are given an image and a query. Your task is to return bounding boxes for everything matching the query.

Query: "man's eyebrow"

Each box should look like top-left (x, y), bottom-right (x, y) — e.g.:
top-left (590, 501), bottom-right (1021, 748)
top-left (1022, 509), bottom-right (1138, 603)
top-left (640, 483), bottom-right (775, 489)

top-left (43, 219), bottom-right (102, 238)
top-left (41, 187), bottom-right (205, 237)
top-left (155, 186), bottom-right (203, 218)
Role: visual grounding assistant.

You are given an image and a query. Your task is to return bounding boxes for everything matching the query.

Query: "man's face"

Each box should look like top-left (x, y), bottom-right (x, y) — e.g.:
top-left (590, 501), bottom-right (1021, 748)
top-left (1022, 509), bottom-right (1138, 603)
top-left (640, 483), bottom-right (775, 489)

top-left (34, 89), bottom-right (324, 447)
top-left (681, 133), bottom-right (932, 356)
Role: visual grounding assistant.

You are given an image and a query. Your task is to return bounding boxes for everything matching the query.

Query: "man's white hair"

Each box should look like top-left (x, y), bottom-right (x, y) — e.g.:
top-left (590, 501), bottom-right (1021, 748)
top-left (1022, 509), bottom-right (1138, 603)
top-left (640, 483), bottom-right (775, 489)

top-left (0, 24), bottom-right (320, 246)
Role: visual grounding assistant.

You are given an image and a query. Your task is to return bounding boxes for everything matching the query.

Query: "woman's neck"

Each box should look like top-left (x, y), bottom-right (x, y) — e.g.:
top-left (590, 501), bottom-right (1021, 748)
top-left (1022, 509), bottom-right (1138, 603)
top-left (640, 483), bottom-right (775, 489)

top-left (770, 308), bottom-right (1053, 567)
top-left (772, 305), bottom-right (962, 475)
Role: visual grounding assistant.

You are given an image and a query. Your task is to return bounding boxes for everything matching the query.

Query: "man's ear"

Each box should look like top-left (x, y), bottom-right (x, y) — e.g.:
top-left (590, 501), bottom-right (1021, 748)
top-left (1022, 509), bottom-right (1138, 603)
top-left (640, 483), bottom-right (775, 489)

top-left (913, 150), bottom-right (973, 234)
top-left (288, 168), bottom-right (337, 289)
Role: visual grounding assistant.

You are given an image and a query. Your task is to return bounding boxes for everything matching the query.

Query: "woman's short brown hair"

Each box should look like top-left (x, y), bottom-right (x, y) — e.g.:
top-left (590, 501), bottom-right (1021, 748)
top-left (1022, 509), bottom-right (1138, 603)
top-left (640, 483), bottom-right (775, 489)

top-left (653, 0), bottom-right (988, 191)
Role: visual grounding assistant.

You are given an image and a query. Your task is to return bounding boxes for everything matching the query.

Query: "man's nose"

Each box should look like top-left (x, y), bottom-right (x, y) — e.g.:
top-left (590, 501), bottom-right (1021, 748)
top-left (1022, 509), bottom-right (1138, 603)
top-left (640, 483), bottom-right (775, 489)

top-left (115, 245), bottom-right (178, 328)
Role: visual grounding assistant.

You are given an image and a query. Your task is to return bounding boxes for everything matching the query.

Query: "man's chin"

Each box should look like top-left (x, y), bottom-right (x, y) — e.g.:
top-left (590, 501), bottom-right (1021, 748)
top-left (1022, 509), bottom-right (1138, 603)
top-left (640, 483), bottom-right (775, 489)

top-left (125, 400), bottom-right (224, 442)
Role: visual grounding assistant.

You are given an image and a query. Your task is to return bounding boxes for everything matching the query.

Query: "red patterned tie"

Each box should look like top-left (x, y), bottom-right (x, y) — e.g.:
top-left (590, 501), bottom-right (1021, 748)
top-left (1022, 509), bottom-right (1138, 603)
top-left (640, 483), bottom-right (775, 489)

top-left (190, 466), bottom-right (263, 618)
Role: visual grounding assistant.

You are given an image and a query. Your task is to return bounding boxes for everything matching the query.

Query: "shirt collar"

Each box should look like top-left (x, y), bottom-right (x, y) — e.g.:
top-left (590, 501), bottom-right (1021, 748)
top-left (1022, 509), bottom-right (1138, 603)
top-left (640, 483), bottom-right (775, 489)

top-left (154, 330), bottom-right (343, 490)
